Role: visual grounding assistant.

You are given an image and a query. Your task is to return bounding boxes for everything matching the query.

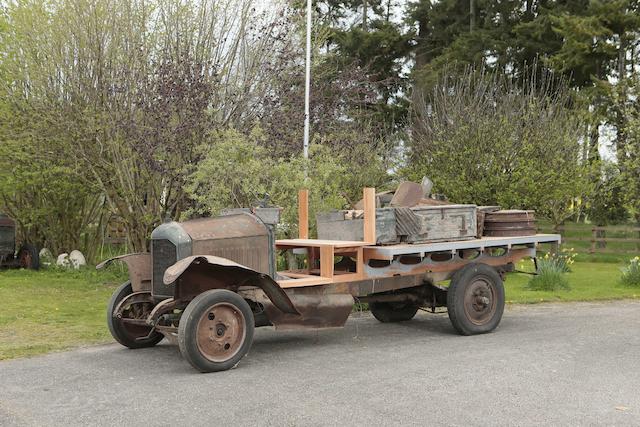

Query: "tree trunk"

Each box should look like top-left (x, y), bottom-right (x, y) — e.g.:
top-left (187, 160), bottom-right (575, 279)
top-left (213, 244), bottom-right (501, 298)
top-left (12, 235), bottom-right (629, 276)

top-left (362, 0), bottom-right (368, 31)
top-left (469, 0), bottom-right (476, 32)
top-left (595, 228), bottom-right (606, 249)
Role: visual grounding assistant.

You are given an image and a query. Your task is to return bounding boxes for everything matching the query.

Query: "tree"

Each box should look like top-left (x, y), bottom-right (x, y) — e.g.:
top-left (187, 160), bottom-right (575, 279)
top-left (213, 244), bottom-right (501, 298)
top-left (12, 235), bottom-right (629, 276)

top-left (622, 101), bottom-right (640, 223)
top-left (0, 0), bottom-right (297, 251)
top-left (586, 162), bottom-right (628, 225)
top-left (407, 65), bottom-right (593, 227)
top-left (186, 128), bottom-right (389, 237)
top-left (313, 0), bottom-right (411, 132)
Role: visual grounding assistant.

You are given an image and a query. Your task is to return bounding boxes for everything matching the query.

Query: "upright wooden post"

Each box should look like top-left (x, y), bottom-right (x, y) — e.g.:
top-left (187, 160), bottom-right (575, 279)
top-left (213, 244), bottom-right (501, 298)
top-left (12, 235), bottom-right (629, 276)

top-left (298, 189), bottom-right (309, 239)
top-left (363, 187), bottom-right (376, 244)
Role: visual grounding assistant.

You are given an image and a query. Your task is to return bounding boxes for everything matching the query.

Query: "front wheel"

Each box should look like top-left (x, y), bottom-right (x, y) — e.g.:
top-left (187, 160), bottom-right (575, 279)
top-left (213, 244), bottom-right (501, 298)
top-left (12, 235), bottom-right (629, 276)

top-left (447, 263), bottom-right (505, 335)
top-left (107, 282), bottom-right (163, 349)
top-left (178, 289), bottom-right (255, 373)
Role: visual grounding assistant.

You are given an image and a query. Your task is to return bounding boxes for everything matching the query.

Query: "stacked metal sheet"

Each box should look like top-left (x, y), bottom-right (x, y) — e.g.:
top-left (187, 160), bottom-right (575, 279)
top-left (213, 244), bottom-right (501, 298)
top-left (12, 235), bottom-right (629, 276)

top-left (482, 210), bottom-right (536, 237)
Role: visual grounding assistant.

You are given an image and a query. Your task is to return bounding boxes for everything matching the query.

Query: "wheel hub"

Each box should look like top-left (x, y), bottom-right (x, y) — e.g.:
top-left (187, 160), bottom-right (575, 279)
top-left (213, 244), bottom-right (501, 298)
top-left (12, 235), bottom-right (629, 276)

top-left (197, 303), bottom-right (246, 363)
top-left (463, 278), bottom-right (497, 325)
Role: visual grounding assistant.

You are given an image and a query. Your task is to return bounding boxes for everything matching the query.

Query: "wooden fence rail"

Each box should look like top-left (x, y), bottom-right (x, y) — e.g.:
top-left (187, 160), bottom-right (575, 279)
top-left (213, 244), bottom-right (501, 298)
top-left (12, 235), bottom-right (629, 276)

top-left (537, 225), bottom-right (640, 254)
top-left (589, 227), bottom-right (640, 254)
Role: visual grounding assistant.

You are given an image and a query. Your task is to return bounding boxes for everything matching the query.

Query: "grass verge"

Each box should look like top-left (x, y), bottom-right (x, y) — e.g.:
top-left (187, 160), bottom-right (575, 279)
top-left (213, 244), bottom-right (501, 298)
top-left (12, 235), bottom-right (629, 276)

top-left (505, 260), bottom-right (639, 303)
top-left (0, 268), bottom-right (125, 360)
top-left (1, 260), bottom-right (639, 360)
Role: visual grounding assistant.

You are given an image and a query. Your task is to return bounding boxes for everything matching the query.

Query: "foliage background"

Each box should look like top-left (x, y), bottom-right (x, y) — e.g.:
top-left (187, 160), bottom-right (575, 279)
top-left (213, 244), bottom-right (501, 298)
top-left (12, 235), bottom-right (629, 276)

top-left (0, 0), bottom-right (639, 260)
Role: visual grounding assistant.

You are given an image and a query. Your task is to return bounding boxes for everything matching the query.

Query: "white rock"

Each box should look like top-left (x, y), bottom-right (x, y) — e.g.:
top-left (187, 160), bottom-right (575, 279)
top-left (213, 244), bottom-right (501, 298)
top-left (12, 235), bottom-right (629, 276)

top-left (39, 248), bottom-right (53, 260)
top-left (56, 253), bottom-right (70, 267)
top-left (69, 250), bottom-right (86, 269)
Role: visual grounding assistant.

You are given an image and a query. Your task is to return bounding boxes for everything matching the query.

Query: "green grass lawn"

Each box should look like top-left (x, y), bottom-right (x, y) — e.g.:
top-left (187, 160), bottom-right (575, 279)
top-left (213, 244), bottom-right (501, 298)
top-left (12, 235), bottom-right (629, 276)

top-left (1, 259), bottom-right (639, 360)
top-left (505, 259), bottom-right (640, 304)
top-left (0, 268), bottom-right (124, 360)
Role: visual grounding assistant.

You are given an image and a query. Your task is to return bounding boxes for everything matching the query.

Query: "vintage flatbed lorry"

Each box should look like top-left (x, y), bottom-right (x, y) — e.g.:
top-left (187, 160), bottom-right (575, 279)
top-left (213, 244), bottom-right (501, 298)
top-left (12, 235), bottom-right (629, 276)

top-left (99, 188), bottom-right (560, 373)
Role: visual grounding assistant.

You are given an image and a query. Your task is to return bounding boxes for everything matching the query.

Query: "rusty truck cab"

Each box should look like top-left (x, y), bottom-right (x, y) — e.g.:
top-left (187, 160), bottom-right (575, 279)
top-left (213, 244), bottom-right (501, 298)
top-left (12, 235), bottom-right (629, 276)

top-left (150, 213), bottom-right (274, 300)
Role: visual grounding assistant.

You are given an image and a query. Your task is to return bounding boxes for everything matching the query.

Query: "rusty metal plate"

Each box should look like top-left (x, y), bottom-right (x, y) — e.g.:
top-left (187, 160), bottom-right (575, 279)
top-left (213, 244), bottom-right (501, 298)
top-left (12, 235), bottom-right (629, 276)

top-left (263, 293), bottom-right (354, 330)
top-left (96, 253), bottom-right (152, 292)
top-left (484, 210), bottom-right (535, 222)
top-left (483, 228), bottom-right (536, 237)
top-left (181, 213), bottom-right (268, 241)
top-left (390, 182), bottom-right (425, 207)
top-left (182, 213), bottom-right (271, 275)
top-left (165, 255), bottom-right (298, 315)
top-left (483, 210), bottom-right (536, 237)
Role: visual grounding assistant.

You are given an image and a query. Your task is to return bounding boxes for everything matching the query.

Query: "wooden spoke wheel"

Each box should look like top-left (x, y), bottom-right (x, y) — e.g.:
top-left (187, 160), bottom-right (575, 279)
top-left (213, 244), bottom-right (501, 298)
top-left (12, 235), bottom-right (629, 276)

top-left (107, 282), bottom-right (163, 349)
top-left (447, 263), bottom-right (504, 335)
top-left (179, 289), bottom-right (254, 373)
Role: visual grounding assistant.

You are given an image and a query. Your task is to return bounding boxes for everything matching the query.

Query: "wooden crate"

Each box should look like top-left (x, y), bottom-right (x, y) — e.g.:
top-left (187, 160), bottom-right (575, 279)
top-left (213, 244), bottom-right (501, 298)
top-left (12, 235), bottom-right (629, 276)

top-left (317, 205), bottom-right (478, 244)
top-left (317, 208), bottom-right (398, 244)
top-left (405, 205), bottom-right (477, 243)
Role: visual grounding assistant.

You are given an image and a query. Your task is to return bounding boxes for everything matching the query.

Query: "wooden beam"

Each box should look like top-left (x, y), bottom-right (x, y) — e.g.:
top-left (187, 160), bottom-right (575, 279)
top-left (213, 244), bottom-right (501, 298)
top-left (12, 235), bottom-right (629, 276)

top-left (298, 189), bottom-right (309, 239)
top-left (319, 245), bottom-right (334, 278)
top-left (363, 187), bottom-right (376, 244)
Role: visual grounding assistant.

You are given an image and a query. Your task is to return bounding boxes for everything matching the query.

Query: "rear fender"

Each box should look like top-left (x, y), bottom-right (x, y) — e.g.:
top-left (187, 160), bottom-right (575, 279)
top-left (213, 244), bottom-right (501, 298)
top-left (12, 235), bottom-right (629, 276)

top-left (96, 253), bottom-right (151, 293)
top-left (163, 255), bottom-right (299, 315)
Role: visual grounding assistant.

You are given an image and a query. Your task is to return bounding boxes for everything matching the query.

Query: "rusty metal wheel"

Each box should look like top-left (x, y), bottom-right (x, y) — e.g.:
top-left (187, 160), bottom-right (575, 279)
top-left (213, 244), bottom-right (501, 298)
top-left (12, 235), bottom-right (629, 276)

top-left (107, 282), bottom-right (163, 349)
top-left (447, 263), bottom-right (504, 335)
top-left (196, 302), bottom-right (246, 363)
top-left (178, 289), bottom-right (254, 373)
top-left (17, 244), bottom-right (39, 270)
top-left (463, 278), bottom-right (497, 326)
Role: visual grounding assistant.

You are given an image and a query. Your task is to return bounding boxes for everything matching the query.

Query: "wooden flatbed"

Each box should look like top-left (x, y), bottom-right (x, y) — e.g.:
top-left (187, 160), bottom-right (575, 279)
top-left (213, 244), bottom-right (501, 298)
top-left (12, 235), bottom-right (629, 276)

top-left (274, 189), bottom-right (561, 289)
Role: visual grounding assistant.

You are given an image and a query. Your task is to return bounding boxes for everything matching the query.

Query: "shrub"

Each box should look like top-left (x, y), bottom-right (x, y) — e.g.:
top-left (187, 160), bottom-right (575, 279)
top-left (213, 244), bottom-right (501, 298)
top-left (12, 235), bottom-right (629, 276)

top-left (620, 257), bottom-right (640, 287)
top-left (526, 252), bottom-right (574, 291)
top-left (185, 128), bottom-right (390, 238)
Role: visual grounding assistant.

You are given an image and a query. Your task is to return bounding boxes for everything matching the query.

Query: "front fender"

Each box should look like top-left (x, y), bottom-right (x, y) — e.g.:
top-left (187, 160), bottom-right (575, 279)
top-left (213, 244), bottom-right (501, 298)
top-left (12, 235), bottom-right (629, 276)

top-left (164, 255), bottom-right (299, 315)
top-left (96, 253), bottom-right (151, 293)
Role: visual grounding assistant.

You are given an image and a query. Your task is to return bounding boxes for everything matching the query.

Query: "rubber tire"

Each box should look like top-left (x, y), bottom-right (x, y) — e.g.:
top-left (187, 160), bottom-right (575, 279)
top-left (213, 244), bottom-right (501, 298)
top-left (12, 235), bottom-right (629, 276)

top-left (107, 282), bottom-right (163, 349)
top-left (17, 243), bottom-right (40, 270)
top-left (447, 263), bottom-right (505, 336)
top-left (370, 301), bottom-right (419, 322)
top-left (178, 289), bottom-right (255, 373)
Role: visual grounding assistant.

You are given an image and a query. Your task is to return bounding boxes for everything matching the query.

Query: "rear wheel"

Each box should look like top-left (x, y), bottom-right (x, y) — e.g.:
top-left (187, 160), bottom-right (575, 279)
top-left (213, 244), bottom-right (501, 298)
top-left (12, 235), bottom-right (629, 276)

top-left (447, 263), bottom-right (504, 335)
top-left (178, 289), bottom-right (254, 373)
top-left (370, 301), bottom-right (419, 322)
top-left (17, 244), bottom-right (39, 270)
top-left (107, 282), bottom-right (163, 349)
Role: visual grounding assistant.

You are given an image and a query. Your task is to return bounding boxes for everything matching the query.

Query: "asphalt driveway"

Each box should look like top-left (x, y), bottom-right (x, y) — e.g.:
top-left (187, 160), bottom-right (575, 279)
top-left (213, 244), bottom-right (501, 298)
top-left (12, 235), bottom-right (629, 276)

top-left (1, 301), bottom-right (639, 426)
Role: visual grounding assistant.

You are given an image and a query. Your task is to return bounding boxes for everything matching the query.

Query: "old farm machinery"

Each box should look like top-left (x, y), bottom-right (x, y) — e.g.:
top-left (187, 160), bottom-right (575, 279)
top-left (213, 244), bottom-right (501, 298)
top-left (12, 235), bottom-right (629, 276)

top-left (0, 213), bottom-right (39, 270)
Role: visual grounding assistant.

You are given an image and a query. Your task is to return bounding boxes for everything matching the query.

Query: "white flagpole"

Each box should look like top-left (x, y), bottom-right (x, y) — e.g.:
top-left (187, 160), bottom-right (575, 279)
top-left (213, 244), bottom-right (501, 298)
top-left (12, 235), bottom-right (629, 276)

top-left (303, 0), bottom-right (312, 160)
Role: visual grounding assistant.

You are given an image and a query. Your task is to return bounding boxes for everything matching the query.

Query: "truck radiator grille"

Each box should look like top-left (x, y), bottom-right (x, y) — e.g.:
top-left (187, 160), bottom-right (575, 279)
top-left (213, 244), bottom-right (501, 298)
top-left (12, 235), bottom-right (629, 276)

top-left (152, 239), bottom-right (177, 298)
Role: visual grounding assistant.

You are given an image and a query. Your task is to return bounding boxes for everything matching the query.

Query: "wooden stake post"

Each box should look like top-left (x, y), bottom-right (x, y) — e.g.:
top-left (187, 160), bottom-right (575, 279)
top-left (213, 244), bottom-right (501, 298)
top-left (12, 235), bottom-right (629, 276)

top-left (363, 187), bottom-right (376, 244)
top-left (276, 187), bottom-right (375, 284)
top-left (298, 189), bottom-right (309, 239)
